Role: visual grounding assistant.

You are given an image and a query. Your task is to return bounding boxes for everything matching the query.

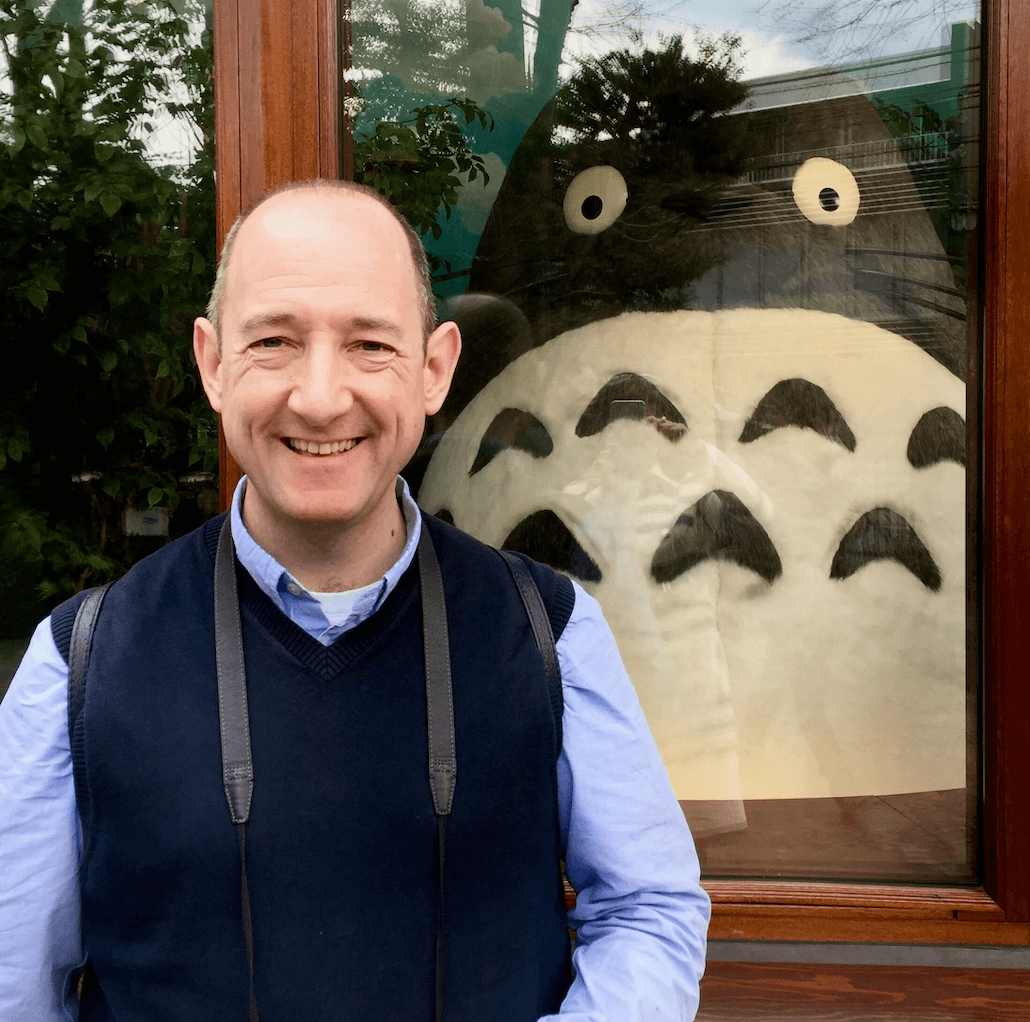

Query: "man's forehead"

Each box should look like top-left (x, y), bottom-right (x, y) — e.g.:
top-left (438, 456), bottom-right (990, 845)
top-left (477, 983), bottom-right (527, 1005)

top-left (237, 188), bottom-right (397, 251)
top-left (222, 189), bottom-right (418, 321)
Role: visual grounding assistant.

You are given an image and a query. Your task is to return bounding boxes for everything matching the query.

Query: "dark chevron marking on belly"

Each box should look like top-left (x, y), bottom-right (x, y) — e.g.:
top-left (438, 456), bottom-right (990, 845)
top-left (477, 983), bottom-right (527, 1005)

top-left (502, 510), bottom-right (603, 582)
top-left (575, 373), bottom-right (688, 442)
top-left (907, 407), bottom-right (965, 468)
top-left (830, 507), bottom-right (941, 591)
top-left (738, 378), bottom-right (856, 451)
top-left (651, 491), bottom-right (782, 585)
top-left (468, 408), bottom-right (554, 476)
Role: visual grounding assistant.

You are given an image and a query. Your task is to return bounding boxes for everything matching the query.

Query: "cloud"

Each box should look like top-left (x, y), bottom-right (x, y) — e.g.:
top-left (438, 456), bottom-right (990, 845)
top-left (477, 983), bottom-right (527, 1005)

top-left (464, 44), bottom-right (526, 102)
top-left (735, 30), bottom-right (818, 79)
top-left (352, 0), bottom-right (529, 102)
top-left (467, 0), bottom-right (511, 50)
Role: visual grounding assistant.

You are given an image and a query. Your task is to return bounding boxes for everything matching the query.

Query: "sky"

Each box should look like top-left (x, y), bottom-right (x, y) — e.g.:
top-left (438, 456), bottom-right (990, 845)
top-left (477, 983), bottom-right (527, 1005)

top-left (559, 0), bottom-right (979, 80)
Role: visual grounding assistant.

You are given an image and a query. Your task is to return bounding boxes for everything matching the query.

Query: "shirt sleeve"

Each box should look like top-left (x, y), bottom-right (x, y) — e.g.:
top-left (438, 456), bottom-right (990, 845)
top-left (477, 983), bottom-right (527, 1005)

top-left (544, 582), bottom-right (710, 1022)
top-left (0, 617), bottom-right (84, 1021)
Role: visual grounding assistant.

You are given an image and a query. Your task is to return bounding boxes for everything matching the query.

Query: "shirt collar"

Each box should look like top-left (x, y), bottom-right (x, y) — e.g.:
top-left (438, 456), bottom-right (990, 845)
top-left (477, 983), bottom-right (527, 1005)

top-left (229, 475), bottom-right (423, 640)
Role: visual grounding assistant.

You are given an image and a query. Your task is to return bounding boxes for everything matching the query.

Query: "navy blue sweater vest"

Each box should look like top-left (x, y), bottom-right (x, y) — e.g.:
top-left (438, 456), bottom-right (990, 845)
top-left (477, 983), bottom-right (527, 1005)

top-left (52, 513), bottom-right (575, 1022)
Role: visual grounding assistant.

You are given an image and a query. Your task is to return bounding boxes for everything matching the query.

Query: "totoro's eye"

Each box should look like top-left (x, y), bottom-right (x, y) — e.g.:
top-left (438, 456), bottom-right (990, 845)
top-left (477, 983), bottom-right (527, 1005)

top-left (563, 166), bottom-right (628, 235)
top-left (792, 158), bottom-right (860, 227)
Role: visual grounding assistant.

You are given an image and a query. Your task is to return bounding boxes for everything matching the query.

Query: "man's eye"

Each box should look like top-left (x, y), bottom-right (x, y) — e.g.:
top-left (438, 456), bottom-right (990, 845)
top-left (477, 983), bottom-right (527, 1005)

top-left (360, 341), bottom-right (389, 353)
top-left (258, 337), bottom-right (284, 348)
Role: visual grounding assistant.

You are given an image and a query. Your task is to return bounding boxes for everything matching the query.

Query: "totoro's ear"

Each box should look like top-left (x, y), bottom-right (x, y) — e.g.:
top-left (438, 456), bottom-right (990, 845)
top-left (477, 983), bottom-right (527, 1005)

top-left (423, 320), bottom-right (462, 416)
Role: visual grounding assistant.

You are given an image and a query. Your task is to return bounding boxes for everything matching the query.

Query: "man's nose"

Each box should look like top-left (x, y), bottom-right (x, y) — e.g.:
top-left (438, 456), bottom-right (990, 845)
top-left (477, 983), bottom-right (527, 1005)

top-left (287, 349), bottom-right (354, 423)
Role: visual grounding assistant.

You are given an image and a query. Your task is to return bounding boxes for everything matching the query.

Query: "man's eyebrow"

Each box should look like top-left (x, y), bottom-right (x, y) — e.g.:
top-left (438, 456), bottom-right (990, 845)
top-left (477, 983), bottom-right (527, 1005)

top-left (349, 316), bottom-right (403, 337)
top-left (237, 313), bottom-right (403, 336)
top-left (239, 312), bottom-right (300, 335)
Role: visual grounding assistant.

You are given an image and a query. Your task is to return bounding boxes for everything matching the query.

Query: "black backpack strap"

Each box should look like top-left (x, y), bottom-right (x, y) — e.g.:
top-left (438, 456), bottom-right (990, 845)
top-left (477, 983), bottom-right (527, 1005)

top-left (62, 580), bottom-right (113, 1006)
top-left (67, 582), bottom-right (114, 742)
top-left (498, 550), bottom-right (564, 756)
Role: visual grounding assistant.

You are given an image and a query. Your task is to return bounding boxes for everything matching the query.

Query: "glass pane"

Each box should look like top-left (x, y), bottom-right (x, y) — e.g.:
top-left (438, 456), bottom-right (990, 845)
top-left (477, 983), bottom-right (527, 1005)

top-left (344, 0), bottom-right (981, 883)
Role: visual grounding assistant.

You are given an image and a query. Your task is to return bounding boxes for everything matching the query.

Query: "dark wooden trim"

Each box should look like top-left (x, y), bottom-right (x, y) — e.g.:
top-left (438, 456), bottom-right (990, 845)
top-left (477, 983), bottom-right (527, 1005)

top-left (212, 0), bottom-right (241, 244)
top-left (318, 0), bottom-right (339, 177)
top-left (981, 0), bottom-right (1030, 926)
top-left (212, 0), bottom-right (339, 508)
top-left (706, 882), bottom-right (1005, 919)
top-left (705, 882), bottom-right (1030, 945)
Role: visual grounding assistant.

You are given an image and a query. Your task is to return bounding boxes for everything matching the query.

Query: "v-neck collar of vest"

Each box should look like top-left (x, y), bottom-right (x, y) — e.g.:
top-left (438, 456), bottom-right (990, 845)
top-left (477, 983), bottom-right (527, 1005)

top-left (202, 514), bottom-right (422, 682)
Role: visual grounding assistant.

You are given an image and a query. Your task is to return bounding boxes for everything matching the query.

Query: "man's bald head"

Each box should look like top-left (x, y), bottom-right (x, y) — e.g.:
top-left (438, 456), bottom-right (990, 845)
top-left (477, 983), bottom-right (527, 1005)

top-left (206, 180), bottom-right (436, 342)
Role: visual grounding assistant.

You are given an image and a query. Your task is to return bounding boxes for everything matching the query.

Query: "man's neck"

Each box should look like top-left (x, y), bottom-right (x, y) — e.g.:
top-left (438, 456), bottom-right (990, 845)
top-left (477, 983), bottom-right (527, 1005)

top-left (242, 492), bottom-right (408, 593)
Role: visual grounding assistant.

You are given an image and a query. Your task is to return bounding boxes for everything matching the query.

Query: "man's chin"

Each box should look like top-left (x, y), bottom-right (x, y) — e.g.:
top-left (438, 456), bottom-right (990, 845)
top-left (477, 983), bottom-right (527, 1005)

top-left (263, 487), bottom-right (399, 537)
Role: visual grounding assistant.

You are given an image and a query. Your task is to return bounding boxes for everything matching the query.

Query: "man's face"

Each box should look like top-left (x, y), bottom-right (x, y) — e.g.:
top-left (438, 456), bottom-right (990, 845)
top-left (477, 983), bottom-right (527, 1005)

top-left (194, 190), bottom-right (459, 547)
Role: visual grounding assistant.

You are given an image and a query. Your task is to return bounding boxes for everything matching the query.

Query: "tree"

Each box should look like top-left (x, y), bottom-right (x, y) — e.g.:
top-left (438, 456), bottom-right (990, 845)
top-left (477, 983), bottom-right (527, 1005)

top-left (467, 33), bottom-right (752, 342)
top-left (0, 0), bottom-right (216, 635)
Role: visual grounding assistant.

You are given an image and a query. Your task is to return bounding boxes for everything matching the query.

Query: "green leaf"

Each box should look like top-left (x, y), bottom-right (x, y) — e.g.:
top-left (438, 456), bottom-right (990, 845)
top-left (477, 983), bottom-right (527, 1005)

top-left (100, 192), bottom-right (122, 217)
top-left (97, 123), bottom-right (126, 143)
top-left (84, 181), bottom-right (104, 204)
top-left (9, 126), bottom-right (26, 153)
top-left (103, 477), bottom-right (121, 498)
top-left (96, 427), bottom-right (115, 448)
top-left (53, 334), bottom-right (71, 355)
top-left (99, 351), bottom-right (118, 373)
top-left (192, 251), bottom-right (206, 274)
top-left (147, 486), bottom-right (164, 507)
top-left (72, 324), bottom-right (87, 343)
top-left (156, 360), bottom-right (170, 378)
top-left (7, 437), bottom-right (25, 462)
top-left (95, 143), bottom-right (116, 164)
top-left (64, 57), bottom-right (85, 78)
top-left (16, 189), bottom-right (34, 210)
top-left (25, 285), bottom-right (47, 310)
top-left (26, 122), bottom-right (48, 151)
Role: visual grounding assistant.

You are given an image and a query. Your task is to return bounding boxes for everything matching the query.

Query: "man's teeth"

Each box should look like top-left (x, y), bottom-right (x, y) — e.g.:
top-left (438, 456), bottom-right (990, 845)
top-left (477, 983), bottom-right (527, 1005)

top-left (287, 438), bottom-right (360, 455)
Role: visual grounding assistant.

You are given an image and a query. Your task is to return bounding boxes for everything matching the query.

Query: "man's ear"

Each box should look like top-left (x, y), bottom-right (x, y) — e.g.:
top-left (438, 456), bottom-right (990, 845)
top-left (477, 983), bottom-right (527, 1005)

top-left (423, 320), bottom-right (462, 416)
top-left (193, 317), bottom-right (223, 414)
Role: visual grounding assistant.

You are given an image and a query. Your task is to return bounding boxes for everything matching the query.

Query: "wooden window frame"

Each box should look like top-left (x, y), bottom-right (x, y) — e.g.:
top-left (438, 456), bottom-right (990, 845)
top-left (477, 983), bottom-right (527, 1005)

top-left (212, 0), bottom-right (1030, 946)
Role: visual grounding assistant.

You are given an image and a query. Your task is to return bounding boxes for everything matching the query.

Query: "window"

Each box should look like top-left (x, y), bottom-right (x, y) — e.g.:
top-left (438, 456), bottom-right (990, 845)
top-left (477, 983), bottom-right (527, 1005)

top-left (213, 0), bottom-right (1030, 944)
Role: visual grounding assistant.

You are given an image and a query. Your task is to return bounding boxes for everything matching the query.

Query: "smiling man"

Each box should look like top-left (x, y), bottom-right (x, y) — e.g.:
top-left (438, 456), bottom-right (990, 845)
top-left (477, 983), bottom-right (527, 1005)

top-left (0, 181), bottom-right (709, 1022)
top-left (194, 184), bottom-right (460, 593)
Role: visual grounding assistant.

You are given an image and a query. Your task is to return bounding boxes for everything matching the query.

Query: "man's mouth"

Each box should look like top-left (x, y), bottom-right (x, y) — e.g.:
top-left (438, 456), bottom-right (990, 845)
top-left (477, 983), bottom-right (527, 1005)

top-left (284, 437), bottom-right (363, 456)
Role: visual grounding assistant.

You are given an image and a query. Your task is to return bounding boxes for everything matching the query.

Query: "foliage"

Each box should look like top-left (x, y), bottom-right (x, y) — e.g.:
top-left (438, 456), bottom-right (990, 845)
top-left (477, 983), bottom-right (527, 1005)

top-left (0, 0), bottom-right (216, 635)
top-left (555, 32), bottom-right (750, 178)
top-left (353, 96), bottom-right (493, 271)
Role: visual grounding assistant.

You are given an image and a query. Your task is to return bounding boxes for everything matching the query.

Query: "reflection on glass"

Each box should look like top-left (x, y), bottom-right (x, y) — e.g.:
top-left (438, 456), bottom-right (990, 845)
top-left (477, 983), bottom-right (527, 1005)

top-left (349, 0), bottom-right (980, 883)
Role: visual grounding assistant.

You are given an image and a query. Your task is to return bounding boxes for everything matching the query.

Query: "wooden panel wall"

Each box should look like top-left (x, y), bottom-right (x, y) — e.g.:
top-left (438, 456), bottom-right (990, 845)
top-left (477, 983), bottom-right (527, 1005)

top-left (698, 962), bottom-right (1030, 1020)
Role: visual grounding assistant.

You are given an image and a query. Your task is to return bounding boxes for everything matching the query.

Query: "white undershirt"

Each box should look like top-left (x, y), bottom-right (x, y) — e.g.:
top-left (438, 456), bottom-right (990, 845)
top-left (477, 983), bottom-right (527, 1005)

top-left (303, 580), bottom-right (383, 628)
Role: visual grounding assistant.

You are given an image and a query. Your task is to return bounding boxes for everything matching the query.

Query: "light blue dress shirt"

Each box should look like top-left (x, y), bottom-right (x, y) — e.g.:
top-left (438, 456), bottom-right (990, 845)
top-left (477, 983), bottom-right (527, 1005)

top-left (0, 478), bottom-right (710, 1021)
